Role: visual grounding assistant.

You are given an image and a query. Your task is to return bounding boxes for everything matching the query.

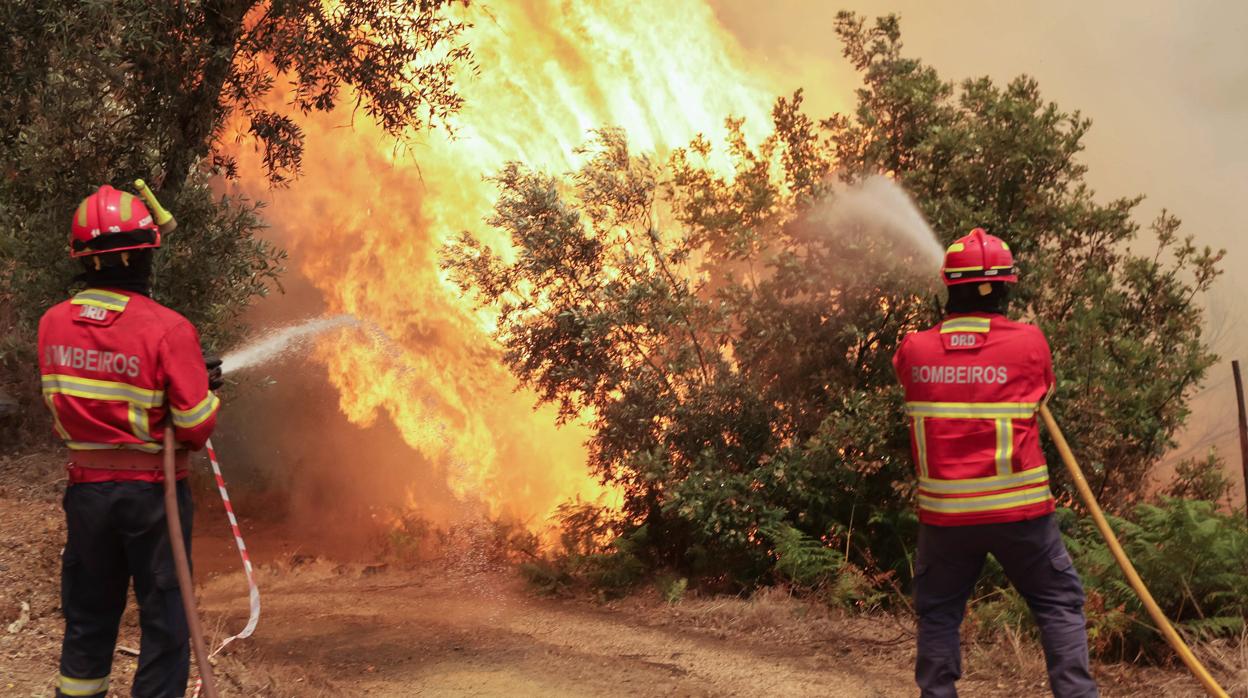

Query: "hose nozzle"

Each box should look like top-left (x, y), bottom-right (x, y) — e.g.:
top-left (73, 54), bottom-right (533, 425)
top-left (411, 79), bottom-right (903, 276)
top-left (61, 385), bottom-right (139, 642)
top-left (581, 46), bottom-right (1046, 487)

top-left (134, 179), bottom-right (177, 234)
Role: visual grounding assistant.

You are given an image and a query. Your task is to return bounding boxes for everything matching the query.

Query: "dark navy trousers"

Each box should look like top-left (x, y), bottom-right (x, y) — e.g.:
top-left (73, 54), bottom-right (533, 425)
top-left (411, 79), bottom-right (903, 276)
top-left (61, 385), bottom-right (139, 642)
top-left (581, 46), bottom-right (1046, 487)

top-left (58, 480), bottom-right (193, 698)
top-left (914, 514), bottom-right (1097, 698)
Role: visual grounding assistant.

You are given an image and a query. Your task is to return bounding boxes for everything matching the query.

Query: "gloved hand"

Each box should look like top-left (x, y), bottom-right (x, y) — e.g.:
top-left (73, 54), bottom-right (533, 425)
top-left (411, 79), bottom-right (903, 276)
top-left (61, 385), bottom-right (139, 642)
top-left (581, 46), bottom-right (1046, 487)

top-left (205, 355), bottom-right (224, 391)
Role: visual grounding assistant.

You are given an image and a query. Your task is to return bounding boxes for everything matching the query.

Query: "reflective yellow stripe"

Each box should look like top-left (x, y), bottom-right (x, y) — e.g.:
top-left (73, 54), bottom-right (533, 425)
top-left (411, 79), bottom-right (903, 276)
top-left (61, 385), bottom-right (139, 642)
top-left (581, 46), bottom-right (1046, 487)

top-left (940, 318), bottom-right (992, 334)
top-left (995, 418), bottom-right (1014, 475)
top-left (119, 192), bottom-right (135, 220)
top-left (42, 374), bottom-right (163, 408)
top-left (943, 265), bottom-right (984, 273)
top-left (66, 441), bottom-right (163, 454)
top-left (58, 674), bottom-right (110, 696)
top-left (70, 289), bottom-right (130, 312)
top-left (915, 417), bottom-right (929, 478)
top-left (920, 467), bottom-right (1049, 495)
top-left (81, 288), bottom-right (129, 303)
top-left (918, 484), bottom-right (1053, 514)
top-left (904, 401), bottom-right (1038, 419)
top-left (44, 395), bottom-right (72, 440)
top-left (129, 403), bottom-right (153, 443)
top-left (946, 242), bottom-right (965, 253)
top-left (171, 393), bottom-right (219, 429)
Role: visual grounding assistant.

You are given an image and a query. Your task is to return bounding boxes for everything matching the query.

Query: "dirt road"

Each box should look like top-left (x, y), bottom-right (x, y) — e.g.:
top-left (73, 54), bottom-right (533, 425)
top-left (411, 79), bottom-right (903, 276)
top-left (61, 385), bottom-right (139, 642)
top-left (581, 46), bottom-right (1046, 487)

top-left (198, 561), bottom-right (911, 697)
top-left (0, 450), bottom-right (1218, 697)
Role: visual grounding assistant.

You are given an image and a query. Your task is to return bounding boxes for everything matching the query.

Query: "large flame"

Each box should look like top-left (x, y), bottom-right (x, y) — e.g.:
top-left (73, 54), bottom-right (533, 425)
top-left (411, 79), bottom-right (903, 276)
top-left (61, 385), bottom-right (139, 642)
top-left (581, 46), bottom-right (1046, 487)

top-left (233, 0), bottom-right (779, 527)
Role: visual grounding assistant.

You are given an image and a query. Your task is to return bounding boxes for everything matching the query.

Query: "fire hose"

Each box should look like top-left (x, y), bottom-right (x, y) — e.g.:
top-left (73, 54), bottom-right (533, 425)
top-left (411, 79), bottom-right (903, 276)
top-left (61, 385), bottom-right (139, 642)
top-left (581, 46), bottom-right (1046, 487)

top-left (140, 180), bottom-right (259, 697)
top-left (1039, 404), bottom-right (1229, 698)
top-left (163, 426), bottom-right (219, 698)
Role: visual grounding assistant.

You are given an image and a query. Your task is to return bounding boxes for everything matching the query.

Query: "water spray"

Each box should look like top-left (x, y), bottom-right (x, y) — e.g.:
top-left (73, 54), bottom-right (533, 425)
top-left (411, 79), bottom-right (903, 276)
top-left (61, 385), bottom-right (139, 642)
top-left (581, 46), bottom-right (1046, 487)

top-left (812, 174), bottom-right (946, 274)
top-left (192, 316), bottom-right (369, 697)
top-left (221, 314), bottom-right (360, 375)
top-left (807, 173), bottom-right (1226, 692)
top-left (840, 173), bottom-right (1229, 694)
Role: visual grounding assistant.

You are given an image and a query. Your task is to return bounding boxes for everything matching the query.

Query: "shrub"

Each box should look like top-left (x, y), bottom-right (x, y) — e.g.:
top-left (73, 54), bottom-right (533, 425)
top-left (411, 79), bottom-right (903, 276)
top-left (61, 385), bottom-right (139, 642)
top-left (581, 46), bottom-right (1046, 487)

top-left (520, 499), bottom-right (646, 598)
top-left (759, 522), bottom-right (844, 588)
top-left (1069, 498), bottom-right (1248, 661)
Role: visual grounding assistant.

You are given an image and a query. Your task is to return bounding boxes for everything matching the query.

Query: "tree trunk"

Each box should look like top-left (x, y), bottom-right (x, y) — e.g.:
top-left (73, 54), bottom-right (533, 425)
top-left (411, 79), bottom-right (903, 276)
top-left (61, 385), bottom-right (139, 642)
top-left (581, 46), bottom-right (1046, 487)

top-left (159, 0), bottom-right (256, 198)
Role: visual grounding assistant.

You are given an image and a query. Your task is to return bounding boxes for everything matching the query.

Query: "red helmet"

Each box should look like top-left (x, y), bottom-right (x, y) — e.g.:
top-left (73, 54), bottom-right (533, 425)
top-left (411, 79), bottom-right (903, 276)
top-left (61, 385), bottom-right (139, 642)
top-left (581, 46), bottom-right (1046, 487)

top-left (69, 184), bottom-right (161, 258)
top-left (941, 228), bottom-right (1017, 286)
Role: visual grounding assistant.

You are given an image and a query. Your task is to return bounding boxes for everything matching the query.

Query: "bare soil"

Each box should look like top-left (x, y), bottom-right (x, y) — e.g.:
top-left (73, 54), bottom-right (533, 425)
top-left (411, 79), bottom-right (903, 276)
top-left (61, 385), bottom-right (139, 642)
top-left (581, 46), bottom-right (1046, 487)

top-left (0, 449), bottom-right (1231, 697)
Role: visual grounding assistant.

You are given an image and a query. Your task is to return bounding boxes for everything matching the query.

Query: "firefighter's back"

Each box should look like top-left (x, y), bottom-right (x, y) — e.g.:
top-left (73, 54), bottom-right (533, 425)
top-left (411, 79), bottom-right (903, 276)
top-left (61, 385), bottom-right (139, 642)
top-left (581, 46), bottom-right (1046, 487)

top-left (39, 288), bottom-right (219, 479)
top-left (894, 226), bottom-right (1097, 698)
top-left (894, 312), bottom-right (1057, 526)
top-left (44, 184), bottom-right (220, 698)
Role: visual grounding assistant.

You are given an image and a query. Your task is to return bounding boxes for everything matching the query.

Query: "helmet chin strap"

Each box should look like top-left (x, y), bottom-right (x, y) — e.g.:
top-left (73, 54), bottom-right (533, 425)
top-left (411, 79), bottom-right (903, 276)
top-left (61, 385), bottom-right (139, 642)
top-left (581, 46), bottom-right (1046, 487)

top-left (77, 250), bottom-right (154, 296)
top-left (90, 251), bottom-right (132, 271)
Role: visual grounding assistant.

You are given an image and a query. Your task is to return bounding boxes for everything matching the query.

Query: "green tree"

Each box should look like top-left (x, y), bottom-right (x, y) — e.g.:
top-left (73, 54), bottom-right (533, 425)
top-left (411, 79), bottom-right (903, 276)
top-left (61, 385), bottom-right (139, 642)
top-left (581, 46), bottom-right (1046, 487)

top-left (0, 0), bottom-right (474, 440)
top-left (445, 13), bottom-right (1222, 587)
top-left (824, 12), bottom-right (1223, 507)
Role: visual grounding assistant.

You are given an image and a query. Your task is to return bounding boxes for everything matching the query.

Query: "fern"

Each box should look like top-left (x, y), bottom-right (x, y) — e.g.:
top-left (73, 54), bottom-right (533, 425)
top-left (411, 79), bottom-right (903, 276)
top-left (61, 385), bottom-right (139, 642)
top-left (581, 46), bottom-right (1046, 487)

top-left (760, 522), bottom-right (844, 587)
top-left (659, 575), bottom-right (688, 605)
top-left (1071, 498), bottom-right (1248, 659)
top-left (1180, 616), bottom-right (1245, 641)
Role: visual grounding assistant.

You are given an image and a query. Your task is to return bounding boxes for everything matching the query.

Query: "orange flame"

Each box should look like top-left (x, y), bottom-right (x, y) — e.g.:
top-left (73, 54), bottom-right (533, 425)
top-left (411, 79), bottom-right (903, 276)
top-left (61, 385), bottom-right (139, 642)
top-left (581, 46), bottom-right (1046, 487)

top-left (233, 0), bottom-right (779, 528)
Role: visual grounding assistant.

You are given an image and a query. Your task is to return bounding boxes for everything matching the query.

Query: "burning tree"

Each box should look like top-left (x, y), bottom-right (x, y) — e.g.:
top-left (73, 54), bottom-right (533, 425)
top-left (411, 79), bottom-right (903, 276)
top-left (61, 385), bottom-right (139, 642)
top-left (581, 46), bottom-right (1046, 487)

top-left (0, 0), bottom-right (474, 437)
top-left (445, 13), bottom-right (1223, 587)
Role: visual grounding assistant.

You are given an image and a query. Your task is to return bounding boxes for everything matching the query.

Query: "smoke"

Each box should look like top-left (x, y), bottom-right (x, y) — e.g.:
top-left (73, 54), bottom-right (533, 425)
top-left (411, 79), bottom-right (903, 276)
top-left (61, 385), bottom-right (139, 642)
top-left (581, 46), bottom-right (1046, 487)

top-left (712, 0), bottom-right (1248, 505)
top-left (809, 175), bottom-right (945, 275)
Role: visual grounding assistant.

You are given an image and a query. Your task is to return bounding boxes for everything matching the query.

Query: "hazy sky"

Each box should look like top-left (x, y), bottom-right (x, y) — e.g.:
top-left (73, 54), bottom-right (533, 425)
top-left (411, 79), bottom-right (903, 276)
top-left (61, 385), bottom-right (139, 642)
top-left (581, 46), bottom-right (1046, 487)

top-left (711, 0), bottom-right (1248, 487)
top-left (711, 0), bottom-right (1245, 257)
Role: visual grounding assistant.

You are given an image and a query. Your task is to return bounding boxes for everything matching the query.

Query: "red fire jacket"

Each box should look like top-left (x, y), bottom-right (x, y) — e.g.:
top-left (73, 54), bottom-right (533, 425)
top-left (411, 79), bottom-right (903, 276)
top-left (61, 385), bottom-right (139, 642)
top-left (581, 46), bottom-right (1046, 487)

top-left (893, 312), bottom-right (1056, 526)
top-left (37, 288), bottom-right (219, 483)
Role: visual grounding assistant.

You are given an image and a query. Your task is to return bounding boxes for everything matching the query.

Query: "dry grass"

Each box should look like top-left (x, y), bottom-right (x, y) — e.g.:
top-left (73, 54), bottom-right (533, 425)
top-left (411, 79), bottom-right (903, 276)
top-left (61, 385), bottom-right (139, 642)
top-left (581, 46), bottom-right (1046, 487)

top-left (628, 583), bottom-right (1238, 698)
top-left (658, 585), bottom-right (912, 648)
top-left (1195, 630), bottom-right (1248, 697)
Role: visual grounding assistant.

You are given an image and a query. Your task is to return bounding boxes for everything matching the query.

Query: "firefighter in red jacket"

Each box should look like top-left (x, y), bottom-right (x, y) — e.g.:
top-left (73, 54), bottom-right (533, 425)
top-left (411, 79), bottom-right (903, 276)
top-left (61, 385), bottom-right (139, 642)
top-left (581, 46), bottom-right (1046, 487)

top-left (38, 184), bottom-right (222, 698)
top-left (893, 229), bottom-right (1097, 698)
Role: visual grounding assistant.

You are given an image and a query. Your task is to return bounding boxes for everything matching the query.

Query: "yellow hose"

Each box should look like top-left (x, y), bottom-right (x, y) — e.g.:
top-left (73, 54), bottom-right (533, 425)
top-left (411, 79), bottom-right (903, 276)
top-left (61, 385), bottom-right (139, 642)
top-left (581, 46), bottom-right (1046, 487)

top-left (1039, 404), bottom-right (1229, 698)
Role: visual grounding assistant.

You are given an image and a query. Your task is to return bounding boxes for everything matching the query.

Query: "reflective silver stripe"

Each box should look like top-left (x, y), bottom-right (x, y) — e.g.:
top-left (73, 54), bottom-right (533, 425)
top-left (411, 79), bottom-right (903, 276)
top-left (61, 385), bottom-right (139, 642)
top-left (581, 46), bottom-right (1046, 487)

top-left (919, 485), bottom-right (1053, 513)
top-left (67, 441), bottom-right (162, 454)
top-left (995, 418), bottom-right (1013, 475)
top-left (66, 442), bottom-right (119, 451)
top-left (905, 401), bottom-right (1037, 419)
top-left (42, 374), bottom-right (163, 408)
top-left (171, 393), bottom-right (219, 429)
top-left (919, 466), bottom-right (1049, 494)
top-left (58, 674), bottom-right (110, 696)
top-left (940, 318), bottom-right (991, 334)
top-left (70, 289), bottom-right (130, 312)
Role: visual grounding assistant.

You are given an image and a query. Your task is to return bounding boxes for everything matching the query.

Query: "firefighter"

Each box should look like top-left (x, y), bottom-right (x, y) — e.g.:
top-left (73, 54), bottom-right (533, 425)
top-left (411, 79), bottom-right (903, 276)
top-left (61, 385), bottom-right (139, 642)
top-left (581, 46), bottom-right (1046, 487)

top-left (38, 184), bottom-right (222, 698)
top-left (893, 228), bottom-right (1097, 698)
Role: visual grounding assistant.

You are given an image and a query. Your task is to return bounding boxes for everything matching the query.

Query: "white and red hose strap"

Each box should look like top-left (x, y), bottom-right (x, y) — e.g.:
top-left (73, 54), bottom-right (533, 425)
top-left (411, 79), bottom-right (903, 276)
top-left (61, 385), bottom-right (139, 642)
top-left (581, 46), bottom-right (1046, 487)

top-left (205, 438), bottom-right (260, 653)
top-left (192, 438), bottom-right (260, 696)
